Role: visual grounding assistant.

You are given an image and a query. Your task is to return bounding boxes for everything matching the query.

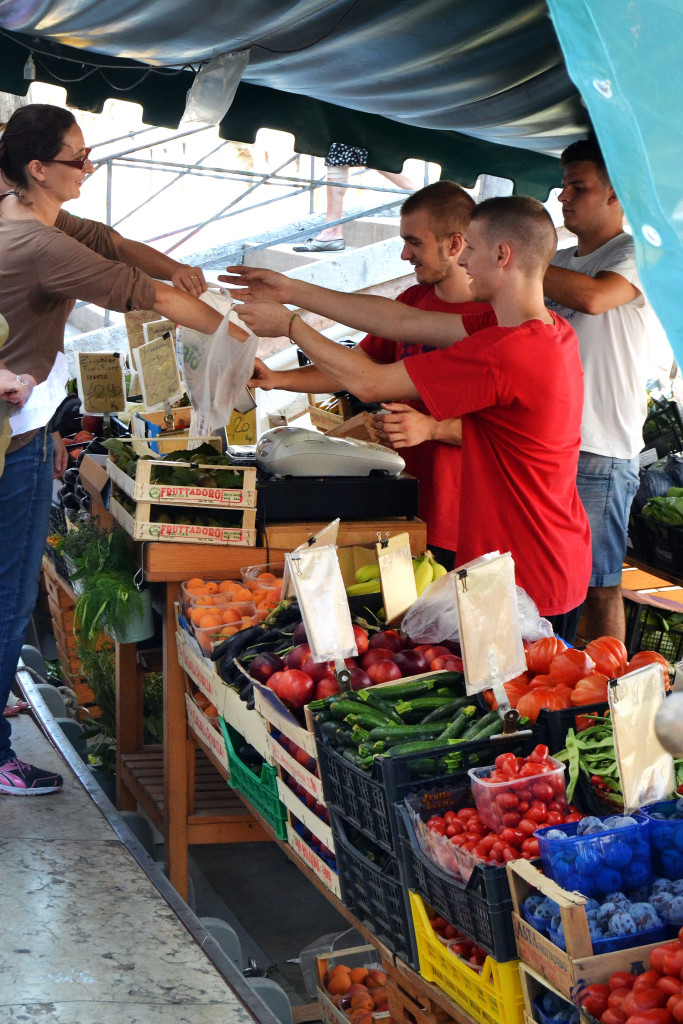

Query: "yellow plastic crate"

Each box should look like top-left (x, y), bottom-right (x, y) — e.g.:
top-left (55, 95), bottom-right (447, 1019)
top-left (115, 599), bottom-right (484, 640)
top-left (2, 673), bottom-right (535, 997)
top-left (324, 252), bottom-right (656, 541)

top-left (409, 891), bottom-right (524, 1024)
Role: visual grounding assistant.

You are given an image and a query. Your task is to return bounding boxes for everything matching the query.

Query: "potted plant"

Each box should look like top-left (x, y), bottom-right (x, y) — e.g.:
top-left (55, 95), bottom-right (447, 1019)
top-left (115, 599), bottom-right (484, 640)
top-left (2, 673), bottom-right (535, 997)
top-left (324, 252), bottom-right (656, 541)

top-left (57, 518), bottom-right (154, 645)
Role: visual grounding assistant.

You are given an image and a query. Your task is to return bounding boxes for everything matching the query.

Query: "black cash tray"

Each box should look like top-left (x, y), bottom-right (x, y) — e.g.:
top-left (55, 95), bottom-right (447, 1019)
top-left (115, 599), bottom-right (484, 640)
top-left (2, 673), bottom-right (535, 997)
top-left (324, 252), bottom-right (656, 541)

top-left (256, 471), bottom-right (419, 522)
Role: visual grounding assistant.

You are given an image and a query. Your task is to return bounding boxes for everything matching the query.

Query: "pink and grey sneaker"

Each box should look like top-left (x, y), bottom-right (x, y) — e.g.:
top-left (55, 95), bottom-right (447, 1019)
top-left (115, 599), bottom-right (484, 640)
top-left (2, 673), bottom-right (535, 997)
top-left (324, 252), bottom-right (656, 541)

top-left (0, 758), bottom-right (63, 795)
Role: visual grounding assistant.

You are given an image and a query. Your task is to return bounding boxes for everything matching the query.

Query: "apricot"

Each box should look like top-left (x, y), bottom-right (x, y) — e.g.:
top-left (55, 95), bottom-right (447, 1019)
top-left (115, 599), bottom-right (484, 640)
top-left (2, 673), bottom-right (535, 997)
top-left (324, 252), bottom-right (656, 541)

top-left (328, 964), bottom-right (352, 980)
top-left (365, 969), bottom-right (387, 989)
top-left (327, 973), bottom-right (352, 996)
top-left (349, 995), bottom-right (374, 1011)
top-left (349, 1011), bottom-right (373, 1024)
top-left (349, 968), bottom-right (369, 985)
top-left (371, 988), bottom-right (387, 1008)
top-left (346, 984), bottom-right (369, 997)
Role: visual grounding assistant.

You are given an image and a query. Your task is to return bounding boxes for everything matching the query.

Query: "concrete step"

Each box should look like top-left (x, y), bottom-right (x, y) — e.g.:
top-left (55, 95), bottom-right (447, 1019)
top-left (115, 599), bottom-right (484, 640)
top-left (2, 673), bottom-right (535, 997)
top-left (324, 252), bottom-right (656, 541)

top-left (344, 215), bottom-right (401, 248)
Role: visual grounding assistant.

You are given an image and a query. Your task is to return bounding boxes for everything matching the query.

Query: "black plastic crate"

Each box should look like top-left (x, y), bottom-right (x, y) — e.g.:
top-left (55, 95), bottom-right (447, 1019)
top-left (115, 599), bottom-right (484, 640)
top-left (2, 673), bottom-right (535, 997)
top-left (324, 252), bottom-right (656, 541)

top-left (330, 809), bottom-right (418, 968)
top-left (533, 702), bottom-right (609, 753)
top-left (49, 502), bottom-right (68, 536)
top-left (631, 514), bottom-right (683, 575)
top-left (575, 769), bottom-right (623, 817)
top-left (397, 804), bottom-right (517, 961)
top-left (642, 399), bottom-right (683, 455)
top-left (624, 596), bottom-right (683, 662)
top-left (313, 715), bottom-right (534, 857)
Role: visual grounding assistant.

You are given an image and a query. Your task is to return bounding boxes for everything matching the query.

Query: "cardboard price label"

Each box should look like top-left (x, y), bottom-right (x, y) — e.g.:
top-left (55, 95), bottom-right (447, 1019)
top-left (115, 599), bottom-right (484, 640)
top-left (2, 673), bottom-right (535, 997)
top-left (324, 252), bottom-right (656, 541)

top-left (76, 351), bottom-right (126, 414)
top-left (124, 309), bottom-right (163, 352)
top-left (285, 545), bottom-right (355, 663)
top-left (133, 332), bottom-right (183, 411)
top-left (142, 318), bottom-right (176, 346)
top-left (376, 532), bottom-right (417, 625)
top-left (454, 551), bottom-right (526, 695)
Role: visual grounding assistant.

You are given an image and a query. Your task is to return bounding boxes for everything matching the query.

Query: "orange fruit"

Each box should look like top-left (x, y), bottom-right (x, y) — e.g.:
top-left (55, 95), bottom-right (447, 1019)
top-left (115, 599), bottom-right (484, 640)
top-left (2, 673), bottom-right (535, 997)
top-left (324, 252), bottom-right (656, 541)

top-left (218, 579), bottom-right (240, 593)
top-left (230, 585), bottom-right (252, 602)
top-left (221, 606), bottom-right (242, 624)
top-left (219, 624), bottom-right (239, 638)
top-left (190, 607), bottom-right (210, 626)
top-left (203, 702), bottom-right (218, 717)
top-left (194, 693), bottom-right (210, 710)
top-left (186, 577), bottom-right (205, 589)
top-left (198, 613), bottom-right (222, 629)
top-left (327, 973), bottom-right (352, 996)
top-left (349, 995), bottom-right (373, 1011)
top-left (257, 571), bottom-right (277, 582)
top-left (192, 594), bottom-right (215, 607)
top-left (185, 583), bottom-right (207, 596)
top-left (349, 968), bottom-right (369, 986)
top-left (204, 581), bottom-right (219, 594)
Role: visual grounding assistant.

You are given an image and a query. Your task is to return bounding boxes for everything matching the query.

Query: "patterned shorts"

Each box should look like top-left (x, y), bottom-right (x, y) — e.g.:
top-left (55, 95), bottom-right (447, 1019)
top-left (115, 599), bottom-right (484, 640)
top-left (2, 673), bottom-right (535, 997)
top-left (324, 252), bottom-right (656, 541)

top-left (325, 143), bottom-right (369, 167)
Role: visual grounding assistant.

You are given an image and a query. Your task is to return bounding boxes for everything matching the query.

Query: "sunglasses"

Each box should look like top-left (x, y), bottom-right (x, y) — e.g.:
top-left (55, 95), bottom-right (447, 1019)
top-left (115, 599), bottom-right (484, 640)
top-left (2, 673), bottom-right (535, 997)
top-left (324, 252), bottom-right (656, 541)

top-left (48, 147), bottom-right (92, 170)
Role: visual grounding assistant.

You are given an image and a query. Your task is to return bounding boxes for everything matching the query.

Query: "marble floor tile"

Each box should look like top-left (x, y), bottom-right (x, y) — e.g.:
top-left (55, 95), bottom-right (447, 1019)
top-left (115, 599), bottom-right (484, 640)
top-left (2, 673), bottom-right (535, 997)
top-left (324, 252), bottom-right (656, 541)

top-left (4, 1000), bottom-right (253, 1023)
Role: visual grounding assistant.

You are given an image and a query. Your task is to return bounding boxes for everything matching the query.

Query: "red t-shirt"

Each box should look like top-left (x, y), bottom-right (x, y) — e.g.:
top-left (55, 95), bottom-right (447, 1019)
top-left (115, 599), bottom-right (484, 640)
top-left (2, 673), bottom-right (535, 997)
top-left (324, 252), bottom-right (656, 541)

top-left (360, 284), bottom-right (488, 553)
top-left (404, 310), bottom-right (591, 616)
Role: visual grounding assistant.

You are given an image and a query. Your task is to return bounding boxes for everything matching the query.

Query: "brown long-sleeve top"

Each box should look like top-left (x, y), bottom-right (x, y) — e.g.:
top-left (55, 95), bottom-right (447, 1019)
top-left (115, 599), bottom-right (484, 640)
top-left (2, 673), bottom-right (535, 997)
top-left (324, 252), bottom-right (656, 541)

top-left (0, 202), bottom-right (158, 452)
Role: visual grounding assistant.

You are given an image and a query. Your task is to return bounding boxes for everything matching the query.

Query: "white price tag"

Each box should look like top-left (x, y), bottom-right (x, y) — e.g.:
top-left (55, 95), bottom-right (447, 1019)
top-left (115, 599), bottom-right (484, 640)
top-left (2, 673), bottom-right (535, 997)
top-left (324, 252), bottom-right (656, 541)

top-left (285, 545), bottom-right (355, 663)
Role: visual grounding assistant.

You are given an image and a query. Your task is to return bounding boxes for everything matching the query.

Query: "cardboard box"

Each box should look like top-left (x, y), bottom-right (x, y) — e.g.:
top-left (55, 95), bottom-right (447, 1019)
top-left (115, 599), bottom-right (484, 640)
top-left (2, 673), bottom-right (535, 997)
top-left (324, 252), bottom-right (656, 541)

top-left (277, 777), bottom-right (335, 852)
top-left (253, 680), bottom-right (317, 758)
top-left (110, 485), bottom-right (257, 546)
top-left (325, 412), bottom-right (374, 442)
top-left (108, 456), bottom-right (256, 509)
top-left (185, 693), bottom-right (230, 775)
top-left (286, 819), bottom-right (341, 898)
top-left (176, 618), bottom-right (271, 762)
top-left (507, 859), bottom-right (662, 1001)
top-left (518, 962), bottom-right (590, 1024)
top-left (131, 408), bottom-right (223, 455)
top-left (268, 729), bottom-right (324, 802)
top-left (316, 945), bottom-right (389, 1024)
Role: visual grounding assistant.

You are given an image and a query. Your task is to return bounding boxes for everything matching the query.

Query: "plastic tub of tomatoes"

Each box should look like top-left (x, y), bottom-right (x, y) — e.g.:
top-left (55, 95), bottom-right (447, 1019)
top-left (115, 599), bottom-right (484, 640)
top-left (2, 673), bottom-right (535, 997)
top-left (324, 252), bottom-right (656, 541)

top-left (535, 813), bottom-right (653, 898)
top-left (468, 746), bottom-right (570, 834)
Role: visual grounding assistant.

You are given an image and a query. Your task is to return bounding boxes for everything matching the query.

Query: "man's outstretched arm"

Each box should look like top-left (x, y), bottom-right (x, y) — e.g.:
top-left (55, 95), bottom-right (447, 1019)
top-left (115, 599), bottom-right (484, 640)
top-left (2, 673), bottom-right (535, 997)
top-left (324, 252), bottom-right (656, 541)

top-left (222, 265), bottom-right (466, 348)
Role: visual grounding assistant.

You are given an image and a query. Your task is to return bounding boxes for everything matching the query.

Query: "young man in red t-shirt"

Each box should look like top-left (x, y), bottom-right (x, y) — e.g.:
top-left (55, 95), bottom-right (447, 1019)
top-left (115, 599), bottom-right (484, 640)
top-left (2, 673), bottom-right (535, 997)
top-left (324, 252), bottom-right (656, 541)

top-left (224, 196), bottom-right (591, 641)
top-left (249, 181), bottom-right (488, 568)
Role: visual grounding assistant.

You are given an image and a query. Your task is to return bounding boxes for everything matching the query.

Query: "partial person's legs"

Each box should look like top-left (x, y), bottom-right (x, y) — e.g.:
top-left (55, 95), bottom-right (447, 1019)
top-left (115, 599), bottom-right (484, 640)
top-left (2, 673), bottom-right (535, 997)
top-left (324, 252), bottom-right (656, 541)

top-left (317, 165), bottom-right (349, 242)
top-left (376, 169), bottom-right (419, 192)
top-left (576, 451), bottom-right (639, 643)
top-left (0, 432), bottom-right (63, 794)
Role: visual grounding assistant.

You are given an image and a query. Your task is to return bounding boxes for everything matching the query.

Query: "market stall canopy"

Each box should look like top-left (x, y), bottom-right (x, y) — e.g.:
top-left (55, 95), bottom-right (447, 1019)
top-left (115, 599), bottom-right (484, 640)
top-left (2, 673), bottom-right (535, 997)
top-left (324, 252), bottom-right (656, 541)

top-left (0, 0), bottom-right (591, 198)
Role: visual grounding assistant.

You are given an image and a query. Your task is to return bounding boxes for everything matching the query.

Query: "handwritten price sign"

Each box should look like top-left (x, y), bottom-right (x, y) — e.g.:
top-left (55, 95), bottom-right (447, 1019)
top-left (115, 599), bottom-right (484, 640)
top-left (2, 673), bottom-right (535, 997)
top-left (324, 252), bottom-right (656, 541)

top-left (76, 352), bottom-right (126, 414)
top-left (226, 407), bottom-right (256, 445)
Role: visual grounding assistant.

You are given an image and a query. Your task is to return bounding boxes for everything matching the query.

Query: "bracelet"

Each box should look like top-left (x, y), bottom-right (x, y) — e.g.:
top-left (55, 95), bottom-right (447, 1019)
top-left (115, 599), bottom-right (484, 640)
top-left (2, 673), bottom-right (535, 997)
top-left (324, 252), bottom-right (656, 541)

top-left (287, 312), bottom-right (300, 344)
top-left (15, 375), bottom-right (28, 386)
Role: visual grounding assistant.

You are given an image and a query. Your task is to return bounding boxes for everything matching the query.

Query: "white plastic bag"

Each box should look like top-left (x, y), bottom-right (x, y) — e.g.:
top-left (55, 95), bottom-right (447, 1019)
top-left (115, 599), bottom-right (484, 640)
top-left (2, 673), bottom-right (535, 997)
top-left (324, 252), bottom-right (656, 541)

top-left (177, 290), bottom-right (258, 434)
top-left (181, 50), bottom-right (250, 126)
top-left (401, 572), bottom-right (553, 645)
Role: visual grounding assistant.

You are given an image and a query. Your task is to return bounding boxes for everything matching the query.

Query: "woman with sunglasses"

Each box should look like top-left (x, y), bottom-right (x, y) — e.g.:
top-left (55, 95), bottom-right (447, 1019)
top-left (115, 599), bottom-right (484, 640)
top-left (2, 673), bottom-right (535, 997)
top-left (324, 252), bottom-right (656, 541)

top-left (0, 103), bottom-right (233, 796)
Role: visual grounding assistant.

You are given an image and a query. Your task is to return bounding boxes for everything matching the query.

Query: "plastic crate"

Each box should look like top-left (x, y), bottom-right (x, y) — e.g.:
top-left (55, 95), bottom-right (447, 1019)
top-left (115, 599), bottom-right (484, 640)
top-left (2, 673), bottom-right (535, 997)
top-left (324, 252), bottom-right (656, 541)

top-left (409, 890), bottom-right (525, 1024)
top-left (631, 514), bottom-right (683, 575)
top-left (219, 718), bottom-right (288, 841)
top-left (313, 715), bottom-right (534, 857)
top-left (397, 804), bottom-right (517, 961)
top-left (641, 799), bottom-right (683, 879)
top-left (574, 770), bottom-right (623, 817)
top-left (624, 596), bottom-right (683, 662)
top-left (533, 702), bottom-right (610, 751)
top-left (642, 399), bottom-right (683, 455)
top-left (330, 810), bottom-right (418, 968)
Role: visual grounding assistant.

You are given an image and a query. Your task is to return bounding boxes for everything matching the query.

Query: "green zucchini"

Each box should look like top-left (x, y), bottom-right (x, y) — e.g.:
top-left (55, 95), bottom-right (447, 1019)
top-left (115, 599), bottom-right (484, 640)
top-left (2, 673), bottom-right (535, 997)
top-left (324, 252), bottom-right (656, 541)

top-left (395, 695), bottom-right (471, 722)
top-left (357, 689), bottom-right (404, 724)
top-left (437, 705), bottom-right (478, 741)
top-left (461, 710), bottom-right (500, 740)
top-left (366, 720), bottom-right (452, 742)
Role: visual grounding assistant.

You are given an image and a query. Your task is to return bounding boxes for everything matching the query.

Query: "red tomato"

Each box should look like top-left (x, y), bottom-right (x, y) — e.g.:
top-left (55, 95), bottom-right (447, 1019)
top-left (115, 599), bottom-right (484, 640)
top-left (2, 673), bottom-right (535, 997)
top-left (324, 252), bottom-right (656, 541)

top-left (571, 673), bottom-right (609, 706)
top-left (662, 949), bottom-right (683, 977)
top-left (352, 624), bottom-right (369, 654)
top-left (516, 688), bottom-right (567, 724)
top-left (650, 946), bottom-right (680, 975)
top-left (526, 636), bottom-right (568, 675)
top-left (528, 672), bottom-right (556, 690)
top-left (549, 647), bottom-right (596, 687)
top-left (671, 997), bottom-right (683, 1024)
top-left (622, 990), bottom-right (667, 1017)
top-left (628, 650), bottom-right (671, 688)
top-left (585, 635), bottom-right (628, 678)
top-left (625, 1011), bottom-right (675, 1024)
top-left (602, 1008), bottom-right (627, 1024)
top-left (609, 989), bottom-right (633, 1009)
top-left (657, 980), bottom-right (683, 998)
top-left (579, 984), bottom-right (610, 1018)
top-left (609, 974), bottom-right (636, 992)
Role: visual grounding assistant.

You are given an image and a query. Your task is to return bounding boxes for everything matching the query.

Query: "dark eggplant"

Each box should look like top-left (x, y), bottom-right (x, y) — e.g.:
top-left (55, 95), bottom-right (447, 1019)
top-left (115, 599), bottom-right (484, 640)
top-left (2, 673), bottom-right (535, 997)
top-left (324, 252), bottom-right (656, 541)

top-left (210, 624), bottom-right (263, 663)
top-left (63, 467), bottom-right (80, 487)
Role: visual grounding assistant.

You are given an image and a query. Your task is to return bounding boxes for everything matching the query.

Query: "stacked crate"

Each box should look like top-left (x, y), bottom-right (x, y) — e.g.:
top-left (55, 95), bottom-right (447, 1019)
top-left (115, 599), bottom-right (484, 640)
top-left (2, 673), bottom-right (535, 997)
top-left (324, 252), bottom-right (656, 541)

top-left (41, 556), bottom-right (99, 714)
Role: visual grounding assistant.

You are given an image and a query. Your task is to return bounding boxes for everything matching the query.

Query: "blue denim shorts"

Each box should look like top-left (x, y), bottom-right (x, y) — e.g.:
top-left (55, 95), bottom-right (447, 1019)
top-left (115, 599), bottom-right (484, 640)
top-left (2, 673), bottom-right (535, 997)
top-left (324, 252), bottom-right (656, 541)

top-left (576, 451), bottom-right (639, 588)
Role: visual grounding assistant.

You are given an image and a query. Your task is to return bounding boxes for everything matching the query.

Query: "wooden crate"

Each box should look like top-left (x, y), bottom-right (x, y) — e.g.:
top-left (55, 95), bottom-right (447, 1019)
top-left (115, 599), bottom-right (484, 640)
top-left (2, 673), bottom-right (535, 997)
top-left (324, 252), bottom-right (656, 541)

top-left (518, 963), bottom-right (590, 1024)
top-left (383, 951), bottom-right (479, 1024)
top-left (315, 944), bottom-right (390, 1024)
top-left (110, 485), bottom-right (257, 546)
top-left (108, 455), bottom-right (256, 508)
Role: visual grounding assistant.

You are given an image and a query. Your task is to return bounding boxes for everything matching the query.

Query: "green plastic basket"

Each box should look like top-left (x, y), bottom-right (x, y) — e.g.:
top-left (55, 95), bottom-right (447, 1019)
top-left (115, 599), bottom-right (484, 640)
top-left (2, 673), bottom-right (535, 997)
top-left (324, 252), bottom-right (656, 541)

top-left (219, 718), bottom-right (288, 841)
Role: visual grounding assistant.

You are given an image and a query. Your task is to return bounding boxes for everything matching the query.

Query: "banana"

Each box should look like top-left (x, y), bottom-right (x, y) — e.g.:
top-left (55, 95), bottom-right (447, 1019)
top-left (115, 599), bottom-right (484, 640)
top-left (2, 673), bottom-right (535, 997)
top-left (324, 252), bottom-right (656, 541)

top-left (346, 578), bottom-right (382, 596)
top-left (413, 552), bottom-right (433, 597)
top-left (428, 553), bottom-right (447, 580)
top-left (355, 562), bottom-right (380, 584)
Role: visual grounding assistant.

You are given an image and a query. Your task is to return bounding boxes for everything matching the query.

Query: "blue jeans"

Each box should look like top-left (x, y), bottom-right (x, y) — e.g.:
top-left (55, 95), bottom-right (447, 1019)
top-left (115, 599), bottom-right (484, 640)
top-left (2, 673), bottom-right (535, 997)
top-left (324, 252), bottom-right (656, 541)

top-left (576, 451), bottom-right (639, 589)
top-left (0, 432), bottom-right (54, 763)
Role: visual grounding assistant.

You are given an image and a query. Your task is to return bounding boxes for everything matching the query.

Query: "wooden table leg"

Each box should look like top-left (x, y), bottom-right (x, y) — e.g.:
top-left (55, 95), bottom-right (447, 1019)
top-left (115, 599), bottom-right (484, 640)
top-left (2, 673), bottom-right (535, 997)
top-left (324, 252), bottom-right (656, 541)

top-left (115, 638), bottom-right (142, 812)
top-left (163, 583), bottom-right (190, 900)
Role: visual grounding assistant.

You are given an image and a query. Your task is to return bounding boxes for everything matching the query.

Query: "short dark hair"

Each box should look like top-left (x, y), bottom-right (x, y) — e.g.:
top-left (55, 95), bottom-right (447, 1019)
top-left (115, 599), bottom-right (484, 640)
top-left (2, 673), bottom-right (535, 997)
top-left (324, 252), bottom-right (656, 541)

top-left (401, 180), bottom-right (475, 237)
top-left (560, 137), bottom-right (610, 184)
top-left (0, 103), bottom-right (76, 190)
top-left (471, 195), bottom-right (557, 274)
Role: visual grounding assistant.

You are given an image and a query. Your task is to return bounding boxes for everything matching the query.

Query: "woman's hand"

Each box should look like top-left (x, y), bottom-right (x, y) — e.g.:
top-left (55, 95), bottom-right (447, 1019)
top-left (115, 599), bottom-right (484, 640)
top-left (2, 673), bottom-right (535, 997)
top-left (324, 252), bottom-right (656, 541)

top-left (248, 358), bottom-right (281, 390)
top-left (52, 432), bottom-right (68, 478)
top-left (235, 300), bottom-right (292, 338)
top-left (219, 266), bottom-right (291, 304)
top-left (0, 369), bottom-right (36, 408)
top-left (171, 265), bottom-right (207, 298)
